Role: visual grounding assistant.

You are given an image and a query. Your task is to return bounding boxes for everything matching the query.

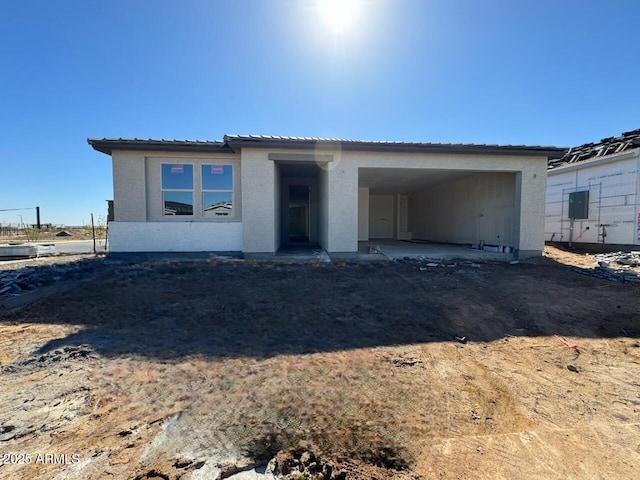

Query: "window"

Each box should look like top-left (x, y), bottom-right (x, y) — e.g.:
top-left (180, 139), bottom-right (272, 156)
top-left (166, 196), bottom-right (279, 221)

top-left (202, 164), bottom-right (233, 217)
top-left (162, 164), bottom-right (193, 215)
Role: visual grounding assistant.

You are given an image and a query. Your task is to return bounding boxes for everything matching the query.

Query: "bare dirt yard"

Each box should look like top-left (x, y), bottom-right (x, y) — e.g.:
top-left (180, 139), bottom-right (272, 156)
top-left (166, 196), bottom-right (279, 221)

top-left (1, 246), bottom-right (639, 479)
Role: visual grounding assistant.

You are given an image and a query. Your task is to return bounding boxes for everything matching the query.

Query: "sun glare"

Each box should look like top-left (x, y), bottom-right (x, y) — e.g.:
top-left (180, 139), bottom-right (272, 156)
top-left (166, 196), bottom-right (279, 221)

top-left (319, 0), bottom-right (359, 34)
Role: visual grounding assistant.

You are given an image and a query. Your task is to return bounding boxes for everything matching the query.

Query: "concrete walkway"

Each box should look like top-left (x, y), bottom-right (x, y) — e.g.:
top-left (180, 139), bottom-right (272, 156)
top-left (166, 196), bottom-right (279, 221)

top-left (358, 240), bottom-right (515, 261)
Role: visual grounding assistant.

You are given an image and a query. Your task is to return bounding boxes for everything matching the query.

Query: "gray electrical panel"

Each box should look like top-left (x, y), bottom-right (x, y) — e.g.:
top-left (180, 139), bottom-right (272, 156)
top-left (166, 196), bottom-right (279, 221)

top-left (568, 191), bottom-right (589, 219)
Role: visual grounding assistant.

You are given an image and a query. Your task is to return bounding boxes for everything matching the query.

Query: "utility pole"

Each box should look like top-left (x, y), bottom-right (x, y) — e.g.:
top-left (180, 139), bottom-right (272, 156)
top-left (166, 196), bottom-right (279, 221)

top-left (91, 213), bottom-right (96, 254)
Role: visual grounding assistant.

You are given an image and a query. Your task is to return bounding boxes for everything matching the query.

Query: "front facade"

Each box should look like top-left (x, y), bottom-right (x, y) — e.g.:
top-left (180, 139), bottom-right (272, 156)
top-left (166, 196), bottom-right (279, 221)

top-left (545, 129), bottom-right (640, 246)
top-left (89, 135), bottom-right (565, 258)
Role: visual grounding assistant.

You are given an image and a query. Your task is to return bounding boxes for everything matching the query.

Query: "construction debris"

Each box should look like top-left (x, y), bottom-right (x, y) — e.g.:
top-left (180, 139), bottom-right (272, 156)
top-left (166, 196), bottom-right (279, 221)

top-left (567, 251), bottom-right (640, 283)
top-left (592, 251), bottom-right (640, 268)
top-left (0, 257), bottom-right (104, 304)
top-left (548, 128), bottom-right (640, 170)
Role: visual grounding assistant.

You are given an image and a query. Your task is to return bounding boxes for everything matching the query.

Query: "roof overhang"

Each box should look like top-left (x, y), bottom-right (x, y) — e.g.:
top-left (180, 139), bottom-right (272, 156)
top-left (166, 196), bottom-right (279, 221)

top-left (87, 138), bottom-right (235, 156)
top-left (88, 135), bottom-right (568, 159)
top-left (224, 135), bottom-right (567, 159)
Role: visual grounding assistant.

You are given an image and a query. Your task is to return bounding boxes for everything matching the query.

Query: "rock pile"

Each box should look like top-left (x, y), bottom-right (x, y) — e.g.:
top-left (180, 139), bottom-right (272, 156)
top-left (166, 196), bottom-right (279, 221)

top-left (592, 251), bottom-right (640, 268)
top-left (0, 259), bottom-right (104, 300)
top-left (571, 251), bottom-right (640, 283)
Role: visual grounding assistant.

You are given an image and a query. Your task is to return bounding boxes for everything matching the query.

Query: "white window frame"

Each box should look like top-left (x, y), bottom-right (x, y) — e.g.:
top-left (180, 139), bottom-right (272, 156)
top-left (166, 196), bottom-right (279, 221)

top-left (161, 163), bottom-right (194, 216)
top-left (202, 164), bottom-right (233, 217)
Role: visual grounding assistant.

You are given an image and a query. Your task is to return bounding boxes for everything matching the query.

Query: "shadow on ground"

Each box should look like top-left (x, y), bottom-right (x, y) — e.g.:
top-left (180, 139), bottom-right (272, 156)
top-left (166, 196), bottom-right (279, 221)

top-left (2, 257), bottom-right (639, 360)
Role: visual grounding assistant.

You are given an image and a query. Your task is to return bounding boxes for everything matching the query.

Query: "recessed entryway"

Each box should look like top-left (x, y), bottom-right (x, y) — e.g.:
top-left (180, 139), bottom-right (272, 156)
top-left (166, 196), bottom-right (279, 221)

top-left (277, 162), bottom-right (321, 249)
top-left (289, 185), bottom-right (310, 243)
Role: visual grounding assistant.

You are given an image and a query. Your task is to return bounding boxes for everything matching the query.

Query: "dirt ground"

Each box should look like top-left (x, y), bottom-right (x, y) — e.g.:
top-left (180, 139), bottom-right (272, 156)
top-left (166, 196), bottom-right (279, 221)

top-left (0, 246), bottom-right (639, 479)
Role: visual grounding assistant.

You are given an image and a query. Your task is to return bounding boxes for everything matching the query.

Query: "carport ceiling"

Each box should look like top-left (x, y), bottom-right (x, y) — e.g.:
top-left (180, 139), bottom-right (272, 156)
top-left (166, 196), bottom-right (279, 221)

top-left (359, 168), bottom-right (480, 194)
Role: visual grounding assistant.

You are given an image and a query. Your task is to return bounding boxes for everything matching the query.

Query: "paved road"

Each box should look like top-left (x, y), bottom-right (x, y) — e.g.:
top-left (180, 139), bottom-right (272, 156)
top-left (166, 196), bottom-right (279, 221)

top-left (44, 240), bottom-right (107, 254)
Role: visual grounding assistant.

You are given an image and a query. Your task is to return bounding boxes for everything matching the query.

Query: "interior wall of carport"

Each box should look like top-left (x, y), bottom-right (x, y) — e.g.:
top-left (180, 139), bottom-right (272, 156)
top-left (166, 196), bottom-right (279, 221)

top-left (408, 172), bottom-right (517, 246)
top-left (351, 152), bottom-right (548, 256)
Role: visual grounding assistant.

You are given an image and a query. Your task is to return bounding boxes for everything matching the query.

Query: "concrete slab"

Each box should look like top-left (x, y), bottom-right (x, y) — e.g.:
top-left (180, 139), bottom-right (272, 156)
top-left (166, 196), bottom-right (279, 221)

top-left (358, 240), bottom-right (516, 262)
top-left (275, 245), bottom-right (331, 263)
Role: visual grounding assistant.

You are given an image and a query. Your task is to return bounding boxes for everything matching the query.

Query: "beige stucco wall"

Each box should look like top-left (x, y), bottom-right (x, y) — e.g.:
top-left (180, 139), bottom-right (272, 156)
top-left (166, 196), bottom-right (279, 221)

top-left (111, 150), bottom-right (241, 222)
top-left (240, 149), bottom-right (277, 253)
top-left (112, 151), bottom-right (147, 222)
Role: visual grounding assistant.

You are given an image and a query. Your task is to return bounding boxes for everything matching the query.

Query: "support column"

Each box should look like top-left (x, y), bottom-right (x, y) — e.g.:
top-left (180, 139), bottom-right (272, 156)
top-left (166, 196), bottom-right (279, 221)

top-left (514, 167), bottom-right (546, 258)
top-left (326, 165), bottom-right (359, 254)
top-left (241, 150), bottom-right (277, 255)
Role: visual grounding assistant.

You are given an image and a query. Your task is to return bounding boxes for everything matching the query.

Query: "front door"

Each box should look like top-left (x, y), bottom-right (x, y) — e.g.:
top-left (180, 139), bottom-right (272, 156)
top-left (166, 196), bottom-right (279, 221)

top-left (289, 185), bottom-right (310, 243)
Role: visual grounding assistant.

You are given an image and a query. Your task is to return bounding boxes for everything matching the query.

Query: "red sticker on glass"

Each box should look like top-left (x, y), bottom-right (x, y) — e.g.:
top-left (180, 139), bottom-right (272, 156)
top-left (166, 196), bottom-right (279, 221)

top-left (171, 165), bottom-right (184, 174)
top-left (211, 165), bottom-right (224, 174)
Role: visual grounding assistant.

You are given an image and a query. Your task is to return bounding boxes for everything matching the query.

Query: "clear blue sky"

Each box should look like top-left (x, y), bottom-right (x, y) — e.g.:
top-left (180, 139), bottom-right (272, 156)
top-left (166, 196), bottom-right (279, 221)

top-left (1, 0), bottom-right (639, 226)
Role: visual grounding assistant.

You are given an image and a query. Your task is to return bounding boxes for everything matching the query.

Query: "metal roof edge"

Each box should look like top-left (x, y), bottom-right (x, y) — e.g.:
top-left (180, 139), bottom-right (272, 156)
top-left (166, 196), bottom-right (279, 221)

top-left (88, 136), bottom-right (567, 159)
top-left (87, 138), bottom-right (234, 156)
top-left (224, 135), bottom-right (567, 159)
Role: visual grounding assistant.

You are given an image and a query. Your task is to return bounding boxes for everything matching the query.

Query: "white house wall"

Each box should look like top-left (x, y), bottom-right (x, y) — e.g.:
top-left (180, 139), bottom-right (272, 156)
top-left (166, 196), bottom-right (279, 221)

top-left (108, 222), bottom-right (243, 252)
top-left (409, 172), bottom-right (517, 247)
top-left (545, 152), bottom-right (640, 245)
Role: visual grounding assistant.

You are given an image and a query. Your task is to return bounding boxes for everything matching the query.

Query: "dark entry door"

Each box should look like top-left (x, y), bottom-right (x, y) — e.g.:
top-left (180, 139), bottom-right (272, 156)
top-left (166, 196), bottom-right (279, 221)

top-left (289, 185), bottom-right (310, 243)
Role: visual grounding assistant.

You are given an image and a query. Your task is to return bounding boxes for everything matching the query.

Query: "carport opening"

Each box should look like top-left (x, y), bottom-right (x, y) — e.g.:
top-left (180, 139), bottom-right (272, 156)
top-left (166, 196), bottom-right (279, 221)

top-left (358, 168), bottom-right (518, 251)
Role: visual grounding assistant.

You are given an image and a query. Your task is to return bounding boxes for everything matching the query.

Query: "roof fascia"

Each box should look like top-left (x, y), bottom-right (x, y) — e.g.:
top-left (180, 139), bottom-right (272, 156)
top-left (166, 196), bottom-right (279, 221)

top-left (225, 137), bottom-right (566, 159)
